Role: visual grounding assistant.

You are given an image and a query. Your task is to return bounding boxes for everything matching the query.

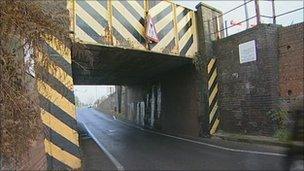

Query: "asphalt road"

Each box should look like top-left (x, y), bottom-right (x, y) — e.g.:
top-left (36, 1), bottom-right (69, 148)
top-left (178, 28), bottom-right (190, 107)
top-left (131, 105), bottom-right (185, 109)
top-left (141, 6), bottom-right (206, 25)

top-left (77, 108), bottom-right (287, 170)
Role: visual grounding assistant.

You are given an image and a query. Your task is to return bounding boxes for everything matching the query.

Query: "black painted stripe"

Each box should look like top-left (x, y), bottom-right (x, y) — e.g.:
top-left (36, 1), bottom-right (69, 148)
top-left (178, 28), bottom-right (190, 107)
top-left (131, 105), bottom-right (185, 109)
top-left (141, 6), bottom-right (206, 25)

top-left (180, 35), bottom-right (193, 56)
top-left (119, 1), bottom-right (144, 25)
top-left (46, 154), bottom-right (72, 170)
top-left (39, 95), bottom-right (77, 131)
top-left (149, 0), bottom-right (161, 9)
top-left (178, 18), bottom-right (192, 40)
top-left (209, 109), bottom-right (220, 131)
top-left (157, 20), bottom-right (174, 40)
top-left (37, 65), bottom-right (75, 105)
top-left (112, 6), bottom-right (145, 44)
top-left (153, 5), bottom-right (172, 23)
top-left (45, 43), bottom-right (72, 77)
top-left (44, 125), bottom-right (80, 159)
top-left (96, 0), bottom-right (107, 9)
top-left (112, 27), bottom-right (128, 46)
top-left (77, 0), bottom-right (108, 28)
top-left (76, 15), bottom-right (103, 43)
top-left (208, 91), bottom-right (218, 114)
top-left (177, 8), bottom-right (189, 22)
top-left (162, 37), bottom-right (175, 54)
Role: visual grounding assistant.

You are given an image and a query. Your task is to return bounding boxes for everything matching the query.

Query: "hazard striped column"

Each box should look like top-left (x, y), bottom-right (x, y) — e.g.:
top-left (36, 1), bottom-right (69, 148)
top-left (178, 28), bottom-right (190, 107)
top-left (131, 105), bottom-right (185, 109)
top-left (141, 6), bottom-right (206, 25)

top-left (207, 58), bottom-right (220, 135)
top-left (37, 36), bottom-right (81, 170)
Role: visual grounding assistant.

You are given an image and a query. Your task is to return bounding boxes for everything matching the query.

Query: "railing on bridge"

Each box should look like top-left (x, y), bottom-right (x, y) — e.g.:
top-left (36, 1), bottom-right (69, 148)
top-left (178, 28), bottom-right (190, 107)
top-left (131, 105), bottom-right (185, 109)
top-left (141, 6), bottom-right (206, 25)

top-left (71, 0), bottom-right (198, 58)
top-left (204, 0), bottom-right (304, 39)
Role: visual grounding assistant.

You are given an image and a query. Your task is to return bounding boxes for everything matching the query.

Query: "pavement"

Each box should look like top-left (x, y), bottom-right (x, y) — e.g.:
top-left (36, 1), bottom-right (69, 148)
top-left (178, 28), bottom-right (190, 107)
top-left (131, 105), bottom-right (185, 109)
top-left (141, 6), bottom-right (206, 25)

top-left (77, 108), bottom-right (288, 170)
top-left (214, 131), bottom-right (291, 147)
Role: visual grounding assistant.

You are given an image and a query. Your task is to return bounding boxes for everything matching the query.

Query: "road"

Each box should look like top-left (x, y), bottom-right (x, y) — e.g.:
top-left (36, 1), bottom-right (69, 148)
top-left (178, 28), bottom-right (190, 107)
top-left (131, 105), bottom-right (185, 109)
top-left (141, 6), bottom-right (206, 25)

top-left (77, 108), bottom-right (287, 170)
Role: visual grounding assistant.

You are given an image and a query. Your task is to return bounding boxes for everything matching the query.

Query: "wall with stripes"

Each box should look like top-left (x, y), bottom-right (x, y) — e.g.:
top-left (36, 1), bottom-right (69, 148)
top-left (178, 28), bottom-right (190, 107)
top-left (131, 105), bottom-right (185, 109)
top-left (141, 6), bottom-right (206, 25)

top-left (207, 58), bottom-right (220, 135)
top-left (37, 36), bottom-right (81, 170)
top-left (74, 0), bottom-right (198, 58)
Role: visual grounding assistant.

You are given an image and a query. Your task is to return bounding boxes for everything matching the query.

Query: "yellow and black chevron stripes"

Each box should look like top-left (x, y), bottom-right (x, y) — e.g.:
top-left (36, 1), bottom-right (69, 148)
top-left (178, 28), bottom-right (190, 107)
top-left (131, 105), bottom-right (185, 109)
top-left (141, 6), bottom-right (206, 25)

top-left (76, 0), bottom-right (109, 44)
top-left (208, 58), bottom-right (220, 135)
top-left (37, 37), bottom-right (81, 170)
top-left (176, 6), bottom-right (197, 57)
top-left (73, 0), bottom-right (198, 57)
top-left (149, 1), bottom-right (176, 54)
top-left (111, 0), bottom-right (146, 49)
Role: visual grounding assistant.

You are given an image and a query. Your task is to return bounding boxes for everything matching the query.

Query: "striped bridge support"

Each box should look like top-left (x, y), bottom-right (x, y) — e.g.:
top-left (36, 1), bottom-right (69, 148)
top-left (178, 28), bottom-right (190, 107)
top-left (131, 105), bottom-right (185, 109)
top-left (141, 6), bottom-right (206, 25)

top-left (37, 36), bottom-right (81, 170)
top-left (207, 58), bottom-right (220, 135)
top-left (73, 0), bottom-right (198, 57)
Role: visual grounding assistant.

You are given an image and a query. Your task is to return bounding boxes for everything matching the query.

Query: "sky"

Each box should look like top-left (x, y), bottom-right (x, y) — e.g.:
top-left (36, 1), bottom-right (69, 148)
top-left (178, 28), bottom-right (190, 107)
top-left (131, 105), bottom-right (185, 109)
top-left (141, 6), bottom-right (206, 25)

top-left (75, 0), bottom-right (303, 104)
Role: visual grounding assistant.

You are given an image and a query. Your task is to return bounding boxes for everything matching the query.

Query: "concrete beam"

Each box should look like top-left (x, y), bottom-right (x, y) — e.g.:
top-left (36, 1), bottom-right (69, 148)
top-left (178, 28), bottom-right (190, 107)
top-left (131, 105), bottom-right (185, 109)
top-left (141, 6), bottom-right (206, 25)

top-left (72, 44), bottom-right (193, 85)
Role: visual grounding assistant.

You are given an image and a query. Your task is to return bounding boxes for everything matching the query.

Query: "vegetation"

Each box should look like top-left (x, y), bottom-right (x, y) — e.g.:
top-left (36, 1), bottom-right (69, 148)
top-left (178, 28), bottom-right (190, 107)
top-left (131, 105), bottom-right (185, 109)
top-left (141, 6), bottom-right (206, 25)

top-left (267, 99), bottom-right (291, 141)
top-left (0, 0), bottom-right (71, 168)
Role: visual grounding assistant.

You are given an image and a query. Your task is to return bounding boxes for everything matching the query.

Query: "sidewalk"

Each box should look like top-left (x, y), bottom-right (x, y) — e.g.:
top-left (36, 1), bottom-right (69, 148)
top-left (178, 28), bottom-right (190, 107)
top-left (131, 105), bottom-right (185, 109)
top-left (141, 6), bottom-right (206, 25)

top-left (213, 131), bottom-right (291, 147)
top-left (77, 122), bottom-right (116, 171)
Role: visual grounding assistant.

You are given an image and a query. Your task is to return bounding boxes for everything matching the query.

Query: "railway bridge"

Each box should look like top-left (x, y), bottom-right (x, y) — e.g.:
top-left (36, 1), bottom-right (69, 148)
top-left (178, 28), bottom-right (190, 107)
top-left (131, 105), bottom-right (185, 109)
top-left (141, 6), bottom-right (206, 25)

top-left (37, 0), bottom-right (222, 170)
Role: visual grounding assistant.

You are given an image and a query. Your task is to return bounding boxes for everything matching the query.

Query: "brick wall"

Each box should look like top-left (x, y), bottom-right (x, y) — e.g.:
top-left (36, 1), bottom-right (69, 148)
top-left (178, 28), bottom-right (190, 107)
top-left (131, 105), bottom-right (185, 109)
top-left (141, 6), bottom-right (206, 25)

top-left (278, 23), bottom-right (304, 99)
top-left (213, 24), bottom-right (280, 135)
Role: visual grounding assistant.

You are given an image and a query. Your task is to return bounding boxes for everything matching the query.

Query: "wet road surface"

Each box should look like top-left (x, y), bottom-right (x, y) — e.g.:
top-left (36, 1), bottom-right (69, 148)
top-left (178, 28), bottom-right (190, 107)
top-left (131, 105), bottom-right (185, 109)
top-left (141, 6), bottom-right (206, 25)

top-left (77, 108), bottom-right (286, 170)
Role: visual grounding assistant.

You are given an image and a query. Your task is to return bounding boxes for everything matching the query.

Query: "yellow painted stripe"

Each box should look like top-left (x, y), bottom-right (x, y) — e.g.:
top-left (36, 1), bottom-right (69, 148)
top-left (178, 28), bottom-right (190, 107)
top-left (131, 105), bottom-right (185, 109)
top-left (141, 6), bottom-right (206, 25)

top-left (208, 68), bottom-right (217, 90)
top-left (209, 102), bottom-right (218, 124)
top-left (151, 30), bottom-right (175, 52)
top-left (209, 83), bottom-right (218, 105)
top-left (150, 2), bottom-right (171, 18)
top-left (76, 3), bottom-right (105, 36)
top-left (75, 25), bottom-right (97, 43)
top-left (178, 26), bottom-right (192, 50)
top-left (155, 11), bottom-right (173, 33)
top-left (112, 17), bottom-right (145, 49)
top-left (128, 1), bottom-right (145, 16)
top-left (44, 37), bottom-right (71, 64)
top-left (185, 42), bottom-right (195, 57)
top-left (177, 11), bottom-right (191, 33)
top-left (37, 80), bottom-right (75, 119)
top-left (86, 1), bottom-right (109, 22)
top-left (41, 108), bottom-right (79, 146)
top-left (190, 12), bottom-right (198, 58)
top-left (210, 118), bottom-right (220, 134)
top-left (44, 139), bottom-right (81, 169)
top-left (36, 52), bottom-right (74, 91)
top-left (112, 1), bottom-right (144, 36)
top-left (208, 58), bottom-right (216, 74)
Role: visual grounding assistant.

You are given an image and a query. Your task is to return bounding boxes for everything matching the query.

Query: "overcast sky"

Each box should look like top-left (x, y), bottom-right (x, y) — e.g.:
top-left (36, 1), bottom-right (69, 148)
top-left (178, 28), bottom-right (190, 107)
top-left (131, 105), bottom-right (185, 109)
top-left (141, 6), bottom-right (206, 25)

top-left (75, 1), bottom-right (303, 104)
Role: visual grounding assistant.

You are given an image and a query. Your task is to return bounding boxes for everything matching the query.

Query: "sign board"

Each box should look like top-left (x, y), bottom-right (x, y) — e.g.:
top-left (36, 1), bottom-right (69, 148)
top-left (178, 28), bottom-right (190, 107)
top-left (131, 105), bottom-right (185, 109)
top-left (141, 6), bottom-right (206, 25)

top-left (239, 40), bottom-right (257, 64)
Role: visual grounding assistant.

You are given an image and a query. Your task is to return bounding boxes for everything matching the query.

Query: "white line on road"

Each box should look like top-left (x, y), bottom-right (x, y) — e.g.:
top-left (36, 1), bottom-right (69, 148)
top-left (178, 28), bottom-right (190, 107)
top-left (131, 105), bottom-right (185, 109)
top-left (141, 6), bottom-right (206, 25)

top-left (81, 122), bottom-right (125, 171)
top-left (115, 119), bottom-right (287, 157)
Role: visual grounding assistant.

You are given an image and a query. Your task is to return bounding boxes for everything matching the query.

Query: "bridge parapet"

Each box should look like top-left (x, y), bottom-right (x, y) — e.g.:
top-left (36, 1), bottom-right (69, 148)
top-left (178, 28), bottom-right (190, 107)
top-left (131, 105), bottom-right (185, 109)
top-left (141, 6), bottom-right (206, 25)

top-left (70, 0), bottom-right (198, 58)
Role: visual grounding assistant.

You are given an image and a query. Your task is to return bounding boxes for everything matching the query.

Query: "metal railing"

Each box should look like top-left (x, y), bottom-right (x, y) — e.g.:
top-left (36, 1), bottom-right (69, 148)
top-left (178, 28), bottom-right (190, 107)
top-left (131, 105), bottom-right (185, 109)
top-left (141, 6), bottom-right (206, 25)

top-left (206, 0), bottom-right (304, 39)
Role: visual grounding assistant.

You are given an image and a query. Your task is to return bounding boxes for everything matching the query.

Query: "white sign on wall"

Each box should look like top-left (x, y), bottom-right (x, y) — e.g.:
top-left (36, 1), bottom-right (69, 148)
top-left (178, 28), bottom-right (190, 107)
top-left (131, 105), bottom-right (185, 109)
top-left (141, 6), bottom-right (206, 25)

top-left (239, 40), bottom-right (257, 64)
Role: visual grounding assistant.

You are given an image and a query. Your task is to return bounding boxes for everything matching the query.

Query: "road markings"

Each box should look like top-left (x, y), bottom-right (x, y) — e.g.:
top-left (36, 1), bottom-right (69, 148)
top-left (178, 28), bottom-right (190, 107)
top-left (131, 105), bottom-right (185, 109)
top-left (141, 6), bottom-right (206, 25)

top-left (115, 120), bottom-right (287, 157)
top-left (81, 122), bottom-right (124, 171)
